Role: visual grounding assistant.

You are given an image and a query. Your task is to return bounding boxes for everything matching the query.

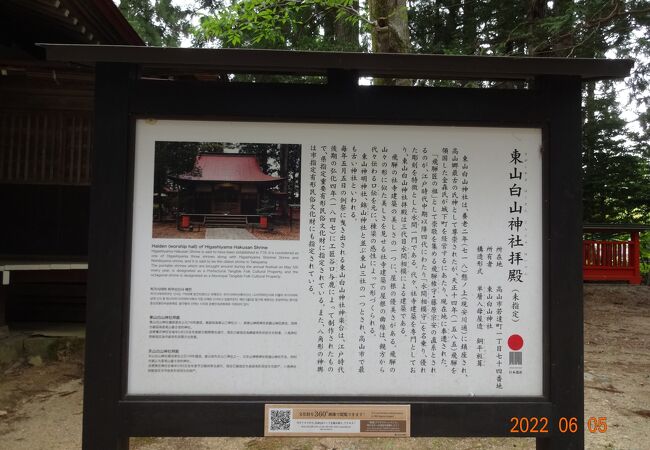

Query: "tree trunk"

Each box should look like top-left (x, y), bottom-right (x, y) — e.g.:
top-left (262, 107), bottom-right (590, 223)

top-left (583, 81), bottom-right (596, 221)
top-left (156, 189), bottom-right (163, 222)
top-left (527, 0), bottom-right (547, 56)
top-left (335, 0), bottom-right (360, 51)
top-left (551, 0), bottom-right (575, 57)
top-left (369, 0), bottom-right (410, 85)
top-left (279, 144), bottom-right (289, 219)
top-left (322, 4), bottom-right (335, 43)
top-left (462, 0), bottom-right (477, 54)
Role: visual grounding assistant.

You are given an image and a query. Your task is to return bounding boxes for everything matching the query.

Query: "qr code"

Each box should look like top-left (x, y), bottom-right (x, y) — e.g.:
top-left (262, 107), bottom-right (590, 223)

top-left (509, 351), bottom-right (523, 365)
top-left (269, 408), bottom-right (291, 431)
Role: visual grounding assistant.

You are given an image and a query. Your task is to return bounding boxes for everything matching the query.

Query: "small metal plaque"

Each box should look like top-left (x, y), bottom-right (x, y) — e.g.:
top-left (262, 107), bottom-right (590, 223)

top-left (264, 404), bottom-right (410, 437)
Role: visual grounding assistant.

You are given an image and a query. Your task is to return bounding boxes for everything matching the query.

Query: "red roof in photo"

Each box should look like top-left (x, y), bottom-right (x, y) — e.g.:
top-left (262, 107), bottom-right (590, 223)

top-left (176, 154), bottom-right (283, 183)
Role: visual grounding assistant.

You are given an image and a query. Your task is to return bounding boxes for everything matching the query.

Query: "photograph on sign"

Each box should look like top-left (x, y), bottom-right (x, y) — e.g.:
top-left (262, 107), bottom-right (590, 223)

top-left (151, 141), bottom-right (301, 241)
top-left (128, 120), bottom-right (543, 397)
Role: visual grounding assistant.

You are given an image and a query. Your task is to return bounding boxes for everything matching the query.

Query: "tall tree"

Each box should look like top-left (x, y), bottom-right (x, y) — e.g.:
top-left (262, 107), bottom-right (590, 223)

top-left (118, 0), bottom-right (192, 46)
top-left (152, 141), bottom-right (225, 220)
top-left (583, 83), bottom-right (650, 222)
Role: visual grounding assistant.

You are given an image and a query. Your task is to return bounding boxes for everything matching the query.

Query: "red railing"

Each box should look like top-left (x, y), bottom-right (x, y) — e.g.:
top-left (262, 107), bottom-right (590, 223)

top-left (583, 232), bottom-right (641, 284)
top-left (584, 240), bottom-right (632, 268)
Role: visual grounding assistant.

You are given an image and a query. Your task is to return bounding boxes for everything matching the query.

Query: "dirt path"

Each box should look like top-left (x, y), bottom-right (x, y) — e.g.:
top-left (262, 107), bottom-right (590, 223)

top-left (0, 358), bottom-right (83, 450)
top-left (583, 285), bottom-right (650, 450)
top-left (1, 284), bottom-right (648, 450)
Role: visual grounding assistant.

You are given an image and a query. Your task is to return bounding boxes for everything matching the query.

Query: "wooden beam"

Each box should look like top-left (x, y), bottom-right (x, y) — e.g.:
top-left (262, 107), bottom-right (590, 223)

top-left (41, 44), bottom-right (634, 82)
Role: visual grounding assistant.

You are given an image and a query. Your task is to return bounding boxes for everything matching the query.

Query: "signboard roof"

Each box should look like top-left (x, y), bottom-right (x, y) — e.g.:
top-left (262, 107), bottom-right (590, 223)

top-left (40, 44), bottom-right (632, 81)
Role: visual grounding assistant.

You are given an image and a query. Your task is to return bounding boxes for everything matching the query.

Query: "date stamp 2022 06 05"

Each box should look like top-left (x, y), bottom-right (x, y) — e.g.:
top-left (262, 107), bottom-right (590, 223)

top-left (509, 416), bottom-right (608, 434)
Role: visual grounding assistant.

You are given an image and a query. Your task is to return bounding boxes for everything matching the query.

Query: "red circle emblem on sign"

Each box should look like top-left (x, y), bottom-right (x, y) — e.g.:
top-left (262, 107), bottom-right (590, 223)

top-left (508, 334), bottom-right (524, 351)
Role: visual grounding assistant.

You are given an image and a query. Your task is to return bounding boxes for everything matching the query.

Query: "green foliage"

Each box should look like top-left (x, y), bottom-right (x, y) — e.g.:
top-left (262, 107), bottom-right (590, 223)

top-left (238, 143), bottom-right (301, 202)
top-left (407, 1), bottom-right (650, 59)
top-left (154, 142), bottom-right (200, 194)
top-left (118, 0), bottom-right (192, 46)
top-left (285, 144), bottom-right (301, 203)
top-left (196, 0), bottom-right (364, 50)
top-left (583, 82), bottom-right (650, 223)
top-left (466, 1), bottom-right (650, 267)
top-left (239, 143), bottom-right (280, 173)
top-left (641, 232), bottom-right (650, 281)
top-left (192, 0), bottom-right (364, 83)
top-left (153, 141), bottom-right (225, 194)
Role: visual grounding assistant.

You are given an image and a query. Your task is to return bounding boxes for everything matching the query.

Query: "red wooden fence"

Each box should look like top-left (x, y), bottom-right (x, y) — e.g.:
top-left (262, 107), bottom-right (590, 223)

top-left (583, 231), bottom-right (641, 284)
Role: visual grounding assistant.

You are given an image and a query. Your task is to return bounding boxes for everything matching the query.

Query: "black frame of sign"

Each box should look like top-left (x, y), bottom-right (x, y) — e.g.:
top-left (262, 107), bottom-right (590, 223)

top-left (39, 46), bottom-right (631, 450)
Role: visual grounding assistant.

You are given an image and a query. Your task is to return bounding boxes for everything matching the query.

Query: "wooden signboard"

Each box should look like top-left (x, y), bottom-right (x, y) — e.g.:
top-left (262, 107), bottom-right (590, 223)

top-left (41, 44), bottom-right (632, 450)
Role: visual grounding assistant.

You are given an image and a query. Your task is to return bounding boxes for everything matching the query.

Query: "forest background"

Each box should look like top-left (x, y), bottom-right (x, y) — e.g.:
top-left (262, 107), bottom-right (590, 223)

top-left (116, 0), bottom-right (650, 275)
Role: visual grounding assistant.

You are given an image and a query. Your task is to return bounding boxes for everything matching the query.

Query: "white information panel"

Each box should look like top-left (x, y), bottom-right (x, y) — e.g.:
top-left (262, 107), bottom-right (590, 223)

top-left (128, 120), bottom-right (543, 396)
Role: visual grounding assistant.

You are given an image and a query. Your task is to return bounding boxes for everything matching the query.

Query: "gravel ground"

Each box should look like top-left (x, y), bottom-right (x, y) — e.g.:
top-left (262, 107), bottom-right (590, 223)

top-left (151, 222), bottom-right (300, 240)
top-left (1, 284), bottom-right (648, 450)
top-left (250, 224), bottom-right (300, 240)
top-left (152, 223), bottom-right (206, 239)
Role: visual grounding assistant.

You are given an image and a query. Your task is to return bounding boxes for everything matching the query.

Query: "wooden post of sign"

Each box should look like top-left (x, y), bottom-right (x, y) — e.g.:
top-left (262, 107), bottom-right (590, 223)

top-left (82, 62), bottom-right (135, 450)
top-left (536, 76), bottom-right (584, 449)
